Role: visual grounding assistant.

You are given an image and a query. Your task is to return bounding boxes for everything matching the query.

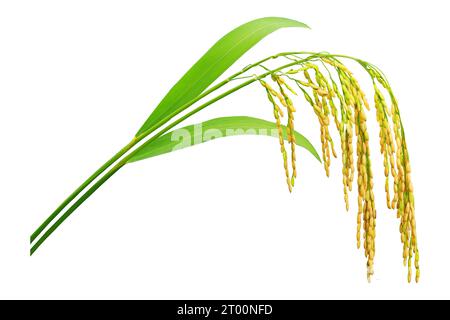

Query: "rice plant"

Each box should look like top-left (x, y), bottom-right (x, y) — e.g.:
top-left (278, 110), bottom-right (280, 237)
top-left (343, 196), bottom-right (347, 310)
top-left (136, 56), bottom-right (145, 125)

top-left (31, 17), bottom-right (418, 283)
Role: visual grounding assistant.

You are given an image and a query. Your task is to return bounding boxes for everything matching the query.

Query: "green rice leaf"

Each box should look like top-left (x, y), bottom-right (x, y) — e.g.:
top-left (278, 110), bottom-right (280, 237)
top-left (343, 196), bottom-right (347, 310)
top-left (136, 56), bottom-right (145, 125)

top-left (136, 17), bottom-right (309, 136)
top-left (129, 116), bottom-right (320, 162)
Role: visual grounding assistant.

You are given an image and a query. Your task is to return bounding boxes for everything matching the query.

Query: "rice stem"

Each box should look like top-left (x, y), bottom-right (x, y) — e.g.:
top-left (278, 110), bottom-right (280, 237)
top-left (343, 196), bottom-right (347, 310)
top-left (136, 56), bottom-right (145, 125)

top-left (30, 55), bottom-right (320, 253)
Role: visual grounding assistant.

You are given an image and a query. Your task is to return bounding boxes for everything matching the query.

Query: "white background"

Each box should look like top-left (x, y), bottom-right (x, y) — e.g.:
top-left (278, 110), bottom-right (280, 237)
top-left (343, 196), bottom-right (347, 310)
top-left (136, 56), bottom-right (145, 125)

top-left (1, 0), bottom-right (449, 299)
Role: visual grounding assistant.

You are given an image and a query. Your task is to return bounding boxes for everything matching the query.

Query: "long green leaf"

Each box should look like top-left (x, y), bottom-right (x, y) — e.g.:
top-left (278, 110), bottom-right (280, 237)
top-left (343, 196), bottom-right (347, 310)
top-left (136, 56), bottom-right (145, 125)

top-left (129, 116), bottom-right (320, 163)
top-left (136, 17), bottom-right (309, 136)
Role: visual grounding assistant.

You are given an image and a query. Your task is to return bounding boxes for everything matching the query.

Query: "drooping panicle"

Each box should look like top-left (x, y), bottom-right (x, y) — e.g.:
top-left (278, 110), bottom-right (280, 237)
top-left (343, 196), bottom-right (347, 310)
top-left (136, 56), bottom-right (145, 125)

top-left (260, 53), bottom-right (418, 282)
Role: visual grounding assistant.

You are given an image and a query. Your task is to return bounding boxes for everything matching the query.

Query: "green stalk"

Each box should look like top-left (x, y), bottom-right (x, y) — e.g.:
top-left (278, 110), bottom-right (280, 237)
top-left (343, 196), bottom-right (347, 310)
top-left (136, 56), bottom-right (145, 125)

top-left (30, 161), bottom-right (126, 255)
top-left (30, 139), bottom-right (137, 243)
top-left (30, 56), bottom-right (314, 254)
top-left (30, 54), bottom-right (292, 244)
top-left (30, 52), bottom-right (317, 244)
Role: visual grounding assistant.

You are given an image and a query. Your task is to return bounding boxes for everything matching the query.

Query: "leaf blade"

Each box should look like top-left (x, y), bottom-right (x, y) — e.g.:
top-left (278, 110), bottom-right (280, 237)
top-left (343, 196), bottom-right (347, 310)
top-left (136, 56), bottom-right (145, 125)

top-left (136, 17), bottom-right (309, 136)
top-left (129, 116), bottom-right (321, 163)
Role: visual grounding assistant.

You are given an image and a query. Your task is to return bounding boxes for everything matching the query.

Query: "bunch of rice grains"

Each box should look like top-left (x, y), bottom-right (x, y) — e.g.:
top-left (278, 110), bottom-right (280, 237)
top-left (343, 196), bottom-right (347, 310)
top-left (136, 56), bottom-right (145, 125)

top-left (260, 56), bottom-right (419, 282)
